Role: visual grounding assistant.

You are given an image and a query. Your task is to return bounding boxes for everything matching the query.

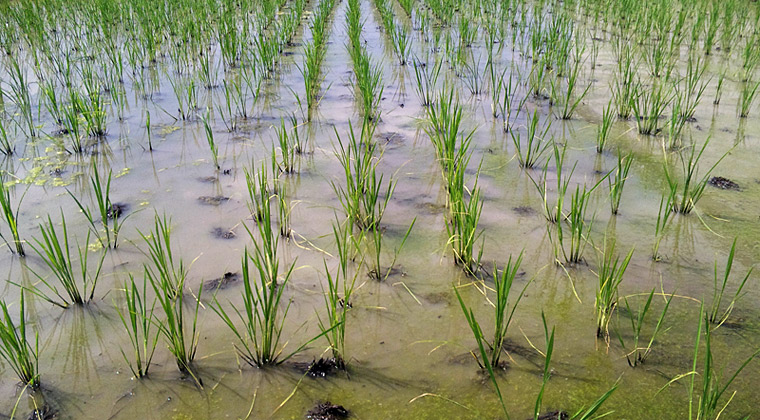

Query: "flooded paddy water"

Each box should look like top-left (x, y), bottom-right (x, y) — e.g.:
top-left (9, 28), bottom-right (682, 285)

top-left (1, 0), bottom-right (760, 418)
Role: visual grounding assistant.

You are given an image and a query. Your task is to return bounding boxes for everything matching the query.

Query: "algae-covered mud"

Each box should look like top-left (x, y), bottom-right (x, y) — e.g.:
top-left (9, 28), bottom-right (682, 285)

top-left (1, 0), bottom-right (760, 418)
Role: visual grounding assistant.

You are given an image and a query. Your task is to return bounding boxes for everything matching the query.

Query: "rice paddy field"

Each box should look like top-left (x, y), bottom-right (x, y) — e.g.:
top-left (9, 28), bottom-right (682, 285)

top-left (1, 0), bottom-right (760, 418)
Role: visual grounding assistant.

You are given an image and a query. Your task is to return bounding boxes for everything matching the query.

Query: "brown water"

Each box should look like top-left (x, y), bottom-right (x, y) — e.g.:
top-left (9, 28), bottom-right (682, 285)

top-left (1, 0), bottom-right (760, 419)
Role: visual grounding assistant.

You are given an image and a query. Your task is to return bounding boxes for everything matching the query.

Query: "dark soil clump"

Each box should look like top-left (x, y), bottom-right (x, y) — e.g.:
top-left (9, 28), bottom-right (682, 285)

top-left (531, 411), bottom-right (569, 420)
top-left (708, 176), bottom-right (740, 191)
top-left (304, 358), bottom-right (344, 378)
top-left (107, 202), bottom-right (129, 219)
top-left (513, 206), bottom-right (536, 216)
top-left (306, 402), bottom-right (349, 420)
top-left (211, 227), bottom-right (236, 239)
top-left (198, 195), bottom-right (230, 206)
top-left (205, 272), bottom-right (239, 290)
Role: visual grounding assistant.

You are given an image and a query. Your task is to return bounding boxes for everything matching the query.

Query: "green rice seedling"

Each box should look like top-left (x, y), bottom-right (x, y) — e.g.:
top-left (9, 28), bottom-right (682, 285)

top-left (611, 44), bottom-right (637, 119)
top-left (245, 167), bottom-right (270, 223)
top-left (595, 239), bottom-right (633, 339)
top-left (532, 143), bottom-right (574, 224)
top-left (632, 80), bottom-right (671, 135)
top-left (608, 152), bottom-right (633, 215)
top-left (69, 163), bottom-right (127, 249)
top-left (489, 252), bottom-right (529, 369)
top-left (551, 182), bottom-right (598, 265)
top-left (501, 74), bottom-right (527, 133)
top-left (202, 112), bottom-right (220, 170)
top-left (617, 289), bottom-right (673, 367)
top-left (667, 101), bottom-right (688, 150)
top-left (276, 183), bottom-right (292, 238)
top-left (412, 58), bottom-right (443, 107)
top-left (116, 273), bottom-right (159, 378)
top-left (668, 306), bottom-right (760, 420)
top-left (454, 286), bottom-right (510, 419)
top-left (0, 295), bottom-right (39, 389)
top-left (41, 81), bottom-right (63, 128)
top-left (146, 111), bottom-right (153, 152)
top-left (5, 56), bottom-right (35, 138)
top-left (511, 109), bottom-right (552, 169)
top-left (148, 256), bottom-right (203, 387)
top-left (0, 175), bottom-right (25, 256)
top-left (333, 121), bottom-right (395, 231)
top-left (244, 174), bottom-right (283, 288)
top-left (27, 212), bottom-right (106, 308)
top-left (462, 56), bottom-right (485, 96)
top-left (391, 25), bottom-right (412, 66)
top-left (739, 80), bottom-right (760, 118)
top-left (652, 192), bottom-right (676, 261)
top-left (318, 222), bottom-right (362, 366)
top-left (274, 118), bottom-right (298, 174)
top-left (139, 214), bottom-right (187, 299)
top-left (218, 81), bottom-right (238, 132)
top-left (367, 218), bottom-right (415, 281)
top-left (677, 55), bottom-right (709, 121)
top-left (533, 312), bottom-right (554, 420)
top-left (713, 70), bottom-right (726, 105)
top-left (446, 164), bottom-right (483, 276)
top-left (63, 97), bottom-right (84, 154)
top-left (556, 49), bottom-right (591, 120)
top-left (398, 0), bottom-right (414, 16)
top-left (708, 238), bottom-right (753, 327)
top-left (426, 88), bottom-right (476, 179)
top-left (664, 138), bottom-right (728, 214)
top-left (596, 100), bottom-right (615, 153)
top-left (213, 246), bottom-right (333, 367)
top-left (79, 87), bottom-right (108, 138)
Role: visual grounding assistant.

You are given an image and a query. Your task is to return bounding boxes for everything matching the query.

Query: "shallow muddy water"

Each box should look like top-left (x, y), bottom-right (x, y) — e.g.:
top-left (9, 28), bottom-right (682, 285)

top-left (1, 0), bottom-right (760, 419)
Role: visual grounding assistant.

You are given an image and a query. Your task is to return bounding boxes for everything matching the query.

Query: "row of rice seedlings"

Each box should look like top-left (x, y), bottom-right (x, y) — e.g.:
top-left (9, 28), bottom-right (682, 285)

top-left (116, 273), bottom-right (159, 378)
top-left (69, 163), bottom-right (129, 249)
top-left (707, 238), bottom-right (753, 327)
top-left (0, 175), bottom-right (25, 256)
top-left (663, 137), bottom-right (728, 215)
top-left (373, 0), bottom-right (412, 65)
top-left (425, 88), bottom-right (483, 275)
top-left (0, 295), bottom-right (40, 389)
top-left (332, 120), bottom-right (395, 232)
top-left (300, 0), bottom-right (336, 116)
top-left (616, 289), bottom-right (673, 367)
top-left (511, 109), bottom-right (552, 169)
top-left (23, 212), bottom-right (106, 308)
top-left (595, 238), bottom-right (634, 339)
top-left (346, 0), bottom-right (384, 121)
top-left (608, 152), bottom-right (633, 215)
